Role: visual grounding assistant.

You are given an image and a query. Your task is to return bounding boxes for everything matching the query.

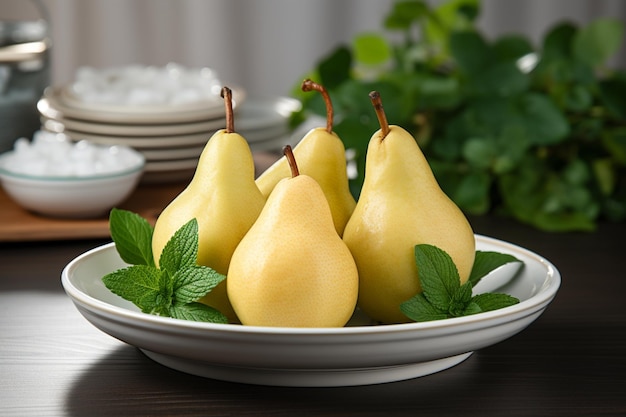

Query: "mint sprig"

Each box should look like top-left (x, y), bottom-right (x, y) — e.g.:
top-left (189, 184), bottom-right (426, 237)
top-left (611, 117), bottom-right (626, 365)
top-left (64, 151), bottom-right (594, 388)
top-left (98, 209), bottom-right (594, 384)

top-left (400, 245), bottom-right (522, 322)
top-left (102, 208), bottom-right (227, 323)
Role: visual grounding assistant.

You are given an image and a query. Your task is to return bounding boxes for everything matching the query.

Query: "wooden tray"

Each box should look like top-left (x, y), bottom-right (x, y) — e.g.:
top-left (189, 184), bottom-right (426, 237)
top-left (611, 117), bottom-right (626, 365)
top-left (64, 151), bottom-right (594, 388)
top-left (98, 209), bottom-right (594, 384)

top-left (0, 183), bottom-right (186, 242)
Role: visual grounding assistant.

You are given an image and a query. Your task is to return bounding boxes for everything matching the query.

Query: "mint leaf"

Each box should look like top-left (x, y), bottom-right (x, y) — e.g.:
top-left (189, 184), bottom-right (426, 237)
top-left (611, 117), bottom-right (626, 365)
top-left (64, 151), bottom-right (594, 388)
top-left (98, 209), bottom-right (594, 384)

top-left (400, 293), bottom-right (448, 322)
top-left (469, 250), bottom-right (522, 286)
top-left (169, 302), bottom-right (228, 323)
top-left (109, 208), bottom-right (155, 267)
top-left (471, 292), bottom-right (520, 312)
top-left (414, 244), bottom-right (461, 311)
top-left (103, 213), bottom-right (228, 324)
top-left (462, 301), bottom-right (483, 316)
top-left (102, 265), bottom-right (171, 314)
top-left (172, 266), bottom-right (226, 304)
top-left (401, 245), bottom-right (521, 323)
top-left (449, 281), bottom-right (473, 316)
top-left (159, 218), bottom-right (199, 275)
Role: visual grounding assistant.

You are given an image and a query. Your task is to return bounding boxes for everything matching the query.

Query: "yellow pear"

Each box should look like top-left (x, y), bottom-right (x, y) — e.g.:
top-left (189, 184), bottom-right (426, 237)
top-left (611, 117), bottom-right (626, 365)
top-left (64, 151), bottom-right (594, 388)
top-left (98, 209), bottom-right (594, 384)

top-left (343, 91), bottom-right (476, 324)
top-left (255, 79), bottom-right (355, 236)
top-left (152, 87), bottom-right (265, 322)
top-left (227, 145), bottom-right (359, 327)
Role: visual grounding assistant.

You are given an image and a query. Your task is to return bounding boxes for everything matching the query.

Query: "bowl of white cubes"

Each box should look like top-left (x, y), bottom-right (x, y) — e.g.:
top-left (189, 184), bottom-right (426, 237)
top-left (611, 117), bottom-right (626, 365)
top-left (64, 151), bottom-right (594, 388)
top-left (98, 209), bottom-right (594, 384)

top-left (0, 130), bottom-right (145, 218)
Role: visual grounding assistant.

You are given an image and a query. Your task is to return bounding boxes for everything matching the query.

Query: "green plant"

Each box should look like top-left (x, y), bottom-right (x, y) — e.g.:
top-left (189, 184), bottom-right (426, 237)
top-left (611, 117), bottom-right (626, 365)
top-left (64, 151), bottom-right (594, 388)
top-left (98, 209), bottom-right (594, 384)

top-left (291, 0), bottom-right (626, 231)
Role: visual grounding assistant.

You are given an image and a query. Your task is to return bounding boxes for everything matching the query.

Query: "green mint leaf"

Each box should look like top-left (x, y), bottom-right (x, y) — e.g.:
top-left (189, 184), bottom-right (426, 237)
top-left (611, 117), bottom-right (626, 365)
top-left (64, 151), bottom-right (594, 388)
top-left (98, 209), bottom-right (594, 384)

top-left (471, 292), bottom-right (520, 312)
top-left (462, 301), bottom-right (483, 316)
top-left (159, 218), bottom-right (199, 276)
top-left (104, 213), bottom-right (228, 323)
top-left (449, 280), bottom-right (473, 317)
top-left (469, 250), bottom-right (522, 286)
top-left (400, 293), bottom-right (448, 322)
top-left (102, 265), bottom-right (171, 314)
top-left (172, 265), bottom-right (226, 304)
top-left (109, 208), bottom-right (155, 267)
top-left (402, 245), bottom-right (524, 323)
top-left (169, 302), bottom-right (228, 323)
top-left (414, 244), bottom-right (461, 311)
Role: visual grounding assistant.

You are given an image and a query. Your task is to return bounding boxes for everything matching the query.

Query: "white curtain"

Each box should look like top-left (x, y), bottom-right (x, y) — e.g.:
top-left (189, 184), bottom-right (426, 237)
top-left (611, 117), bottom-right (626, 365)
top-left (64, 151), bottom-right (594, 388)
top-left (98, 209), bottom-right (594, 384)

top-left (6, 0), bottom-right (626, 98)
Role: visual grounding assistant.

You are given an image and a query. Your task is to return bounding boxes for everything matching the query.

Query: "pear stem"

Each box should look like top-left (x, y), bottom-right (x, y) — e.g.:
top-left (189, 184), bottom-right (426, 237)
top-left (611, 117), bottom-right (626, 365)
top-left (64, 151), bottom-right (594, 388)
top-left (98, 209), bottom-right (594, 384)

top-left (369, 91), bottom-right (390, 139)
top-left (283, 145), bottom-right (300, 178)
top-left (221, 86), bottom-right (235, 133)
top-left (302, 79), bottom-right (333, 133)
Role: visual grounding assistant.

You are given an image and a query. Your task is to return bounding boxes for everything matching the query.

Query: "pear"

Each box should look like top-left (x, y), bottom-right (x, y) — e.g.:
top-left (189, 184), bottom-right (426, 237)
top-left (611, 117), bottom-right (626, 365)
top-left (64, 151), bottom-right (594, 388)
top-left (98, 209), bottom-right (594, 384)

top-left (255, 79), bottom-right (355, 236)
top-left (343, 91), bottom-right (476, 324)
top-left (227, 145), bottom-right (359, 327)
top-left (152, 87), bottom-right (265, 322)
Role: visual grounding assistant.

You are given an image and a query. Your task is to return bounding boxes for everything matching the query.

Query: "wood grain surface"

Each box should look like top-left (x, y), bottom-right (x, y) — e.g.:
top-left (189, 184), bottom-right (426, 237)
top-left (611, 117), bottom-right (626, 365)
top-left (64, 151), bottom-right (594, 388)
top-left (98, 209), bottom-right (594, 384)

top-left (0, 183), bottom-right (185, 242)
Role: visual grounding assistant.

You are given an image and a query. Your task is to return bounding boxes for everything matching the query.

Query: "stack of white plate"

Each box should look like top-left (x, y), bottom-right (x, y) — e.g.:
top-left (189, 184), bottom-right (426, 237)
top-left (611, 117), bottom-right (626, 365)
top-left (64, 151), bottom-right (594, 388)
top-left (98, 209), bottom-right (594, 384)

top-left (37, 86), bottom-right (301, 183)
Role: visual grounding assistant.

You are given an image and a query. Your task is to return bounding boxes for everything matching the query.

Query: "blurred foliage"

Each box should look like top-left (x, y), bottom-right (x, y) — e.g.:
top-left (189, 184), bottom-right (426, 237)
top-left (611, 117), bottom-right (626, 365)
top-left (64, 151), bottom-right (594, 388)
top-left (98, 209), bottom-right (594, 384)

top-left (290, 0), bottom-right (626, 232)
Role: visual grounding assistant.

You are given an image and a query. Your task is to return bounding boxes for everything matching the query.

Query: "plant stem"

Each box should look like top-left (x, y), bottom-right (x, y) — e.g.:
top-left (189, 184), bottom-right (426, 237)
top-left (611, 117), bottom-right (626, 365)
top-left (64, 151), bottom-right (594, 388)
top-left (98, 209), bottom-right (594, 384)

top-left (302, 79), bottom-right (334, 133)
top-left (221, 86), bottom-right (234, 133)
top-left (283, 145), bottom-right (300, 178)
top-left (369, 91), bottom-right (390, 139)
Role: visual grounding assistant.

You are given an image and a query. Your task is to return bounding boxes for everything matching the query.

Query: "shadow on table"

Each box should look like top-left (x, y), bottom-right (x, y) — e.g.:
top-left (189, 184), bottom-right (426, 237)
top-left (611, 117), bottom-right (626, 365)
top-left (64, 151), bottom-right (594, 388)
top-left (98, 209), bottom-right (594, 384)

top-left (64, 345), bottom-right (495, 417)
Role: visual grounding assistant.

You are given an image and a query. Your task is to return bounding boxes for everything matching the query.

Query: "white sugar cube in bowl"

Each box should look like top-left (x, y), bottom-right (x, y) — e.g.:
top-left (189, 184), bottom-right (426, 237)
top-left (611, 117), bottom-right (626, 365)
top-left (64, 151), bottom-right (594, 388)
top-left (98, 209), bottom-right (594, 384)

top-left (0, 131), bottom-right (145, 218)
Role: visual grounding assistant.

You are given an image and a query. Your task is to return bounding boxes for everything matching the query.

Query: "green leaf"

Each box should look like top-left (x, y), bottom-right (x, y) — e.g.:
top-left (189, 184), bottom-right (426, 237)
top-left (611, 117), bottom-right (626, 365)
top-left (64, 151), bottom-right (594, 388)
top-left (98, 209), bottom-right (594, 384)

top-left (515, 93), bottom-right (569, 145)
top-left (402, 245), bottom-right (521, 322)
top-left (414, 244), bottom-right (461, 311)
top-left (598, 77), bottom-right (626, 119)
top-left (463, 137), bottom-right (497, 169)
top-left (169, 302), bottom-right (228, 323)
top-left (592, 158), bottom-right (616, 195)
top-left (449, 281), bottom-right (473, 316)
top-left (462, 301), bottom-right (483, 316)
top-left (468, 251), bottom-right (522, 287)
top-left (318, 46), bottom-right (352, 90)
top-left (450, 170), bottom-right (491, 214)
top-left (541, 22), bottom-right (577, 60)
top-left (425, 0), bottom-right (479, 48)
top-left (104, 213), bottom-right (228, 323)
top-left (471, 293), bottom-right (519, 313)
top-left (172, 266), bottom-right (226, 304)
top-left (400, 293), bottom-right (448, 322)
top-left (159, 219), bottom-right (199, 276)
top-left (102, 265), bottom-right (170, 314)
top-left (498, 157), bottom-right (598, 232)
top-left (109, 208), bottom-right (155, 267)
top-left (449, 31), bottom-right (491, 75)
top-left (573, 18), bottom-right (624, 67)
top-left (353, 33), bottom-right (391, 66)
top-left (493, 35), bottom-right (534, 62)
top-left (469, 61), bottom-right (530, 97)
top-left (384, 0), bottom-right (431, 31)
top-left (602, 128), bottom-right (626, 165)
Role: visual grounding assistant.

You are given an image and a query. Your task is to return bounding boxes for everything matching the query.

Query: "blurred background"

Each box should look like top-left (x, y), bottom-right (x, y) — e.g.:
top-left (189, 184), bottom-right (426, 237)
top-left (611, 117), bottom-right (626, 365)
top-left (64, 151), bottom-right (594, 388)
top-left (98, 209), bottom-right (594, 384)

top-left (3, 0), bottom-right (625, 96)
top-left (2, 0), bottom-right (626, 232)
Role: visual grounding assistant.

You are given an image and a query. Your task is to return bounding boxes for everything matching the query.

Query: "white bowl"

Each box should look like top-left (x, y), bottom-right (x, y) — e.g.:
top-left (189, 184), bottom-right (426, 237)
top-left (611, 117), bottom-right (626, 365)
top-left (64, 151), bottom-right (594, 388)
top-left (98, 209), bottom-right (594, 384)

top-left (61, 235), bottom-right (560, 387)
top-left (0, 148), bottom-right (145, 218)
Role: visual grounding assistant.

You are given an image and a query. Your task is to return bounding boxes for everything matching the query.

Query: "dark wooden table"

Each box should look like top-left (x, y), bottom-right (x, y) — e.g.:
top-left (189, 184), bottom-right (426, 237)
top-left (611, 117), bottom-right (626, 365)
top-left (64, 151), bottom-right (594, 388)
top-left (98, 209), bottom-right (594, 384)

top-left (1, 214), bottom-right (624, 416)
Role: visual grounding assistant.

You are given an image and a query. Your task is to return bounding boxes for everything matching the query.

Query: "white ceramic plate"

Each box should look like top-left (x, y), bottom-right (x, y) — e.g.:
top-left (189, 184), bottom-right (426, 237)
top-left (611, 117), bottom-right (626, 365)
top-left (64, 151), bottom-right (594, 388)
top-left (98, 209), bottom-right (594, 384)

top-left (61, 235), bottom-right (560, 387)
top-left (54, 129), bottom-right (213, 149)
top-left (39, 86), bottom-right (245, 124)
top-left (40, 115), bottom-right (226, 137)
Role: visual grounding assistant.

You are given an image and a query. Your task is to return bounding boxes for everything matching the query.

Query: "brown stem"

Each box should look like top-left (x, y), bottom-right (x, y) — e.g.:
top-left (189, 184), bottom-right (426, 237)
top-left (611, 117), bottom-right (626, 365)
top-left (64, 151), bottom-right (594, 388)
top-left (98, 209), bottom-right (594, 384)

top-left (301, 79), bottom-right (333, 133)
top-left (221, 86), bottom-right (234, 133)
top-left (283, 145), bottom-right (299, 178)
top-left (369, 91), bottom-right (390, 139)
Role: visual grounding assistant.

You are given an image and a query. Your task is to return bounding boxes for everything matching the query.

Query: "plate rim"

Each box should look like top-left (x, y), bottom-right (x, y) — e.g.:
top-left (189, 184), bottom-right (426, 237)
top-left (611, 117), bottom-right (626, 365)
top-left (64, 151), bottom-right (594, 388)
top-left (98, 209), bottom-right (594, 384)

top-left (61, 234), bottom-right (561, 337)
